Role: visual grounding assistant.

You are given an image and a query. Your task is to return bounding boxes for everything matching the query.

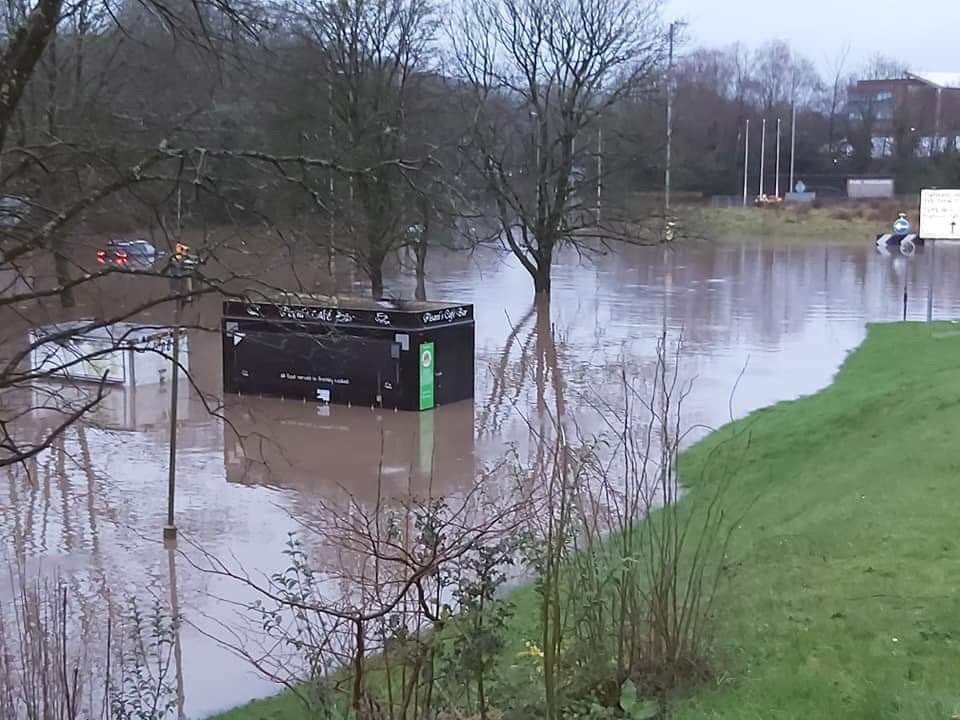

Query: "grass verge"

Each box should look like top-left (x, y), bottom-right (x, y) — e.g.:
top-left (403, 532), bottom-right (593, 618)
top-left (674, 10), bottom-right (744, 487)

top-left (688, 203), bottom-right (918, 243)
top-left (673, 321), bottom-right (960, 718)
top-left (213, 322), bottom-right (960, 719)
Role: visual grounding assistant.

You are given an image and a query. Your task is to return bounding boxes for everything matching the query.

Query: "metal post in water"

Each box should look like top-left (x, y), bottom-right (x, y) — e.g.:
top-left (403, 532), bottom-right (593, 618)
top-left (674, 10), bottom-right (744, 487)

top-left (742, 119), bottom-right (750, 207)
top-left (164, 277), bottom-right (183, 541)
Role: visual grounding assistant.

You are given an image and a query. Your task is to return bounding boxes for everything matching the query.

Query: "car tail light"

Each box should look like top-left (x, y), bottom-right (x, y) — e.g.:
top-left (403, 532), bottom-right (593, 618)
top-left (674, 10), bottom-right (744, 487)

top-left (115, 251), bottom-right (128, 264)
top-left (96, 249), bottom-right (106, 263)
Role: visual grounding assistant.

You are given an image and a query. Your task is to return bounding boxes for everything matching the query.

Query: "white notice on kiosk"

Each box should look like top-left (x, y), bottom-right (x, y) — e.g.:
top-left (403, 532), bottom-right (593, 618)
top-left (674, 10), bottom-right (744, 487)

top-left (920, 189), bottom-right (960, 239)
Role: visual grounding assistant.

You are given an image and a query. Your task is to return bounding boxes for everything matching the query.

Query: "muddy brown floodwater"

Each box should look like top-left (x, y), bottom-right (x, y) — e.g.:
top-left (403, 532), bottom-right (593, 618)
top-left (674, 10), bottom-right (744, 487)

top-left (3, 239), bottom-right (960, 717)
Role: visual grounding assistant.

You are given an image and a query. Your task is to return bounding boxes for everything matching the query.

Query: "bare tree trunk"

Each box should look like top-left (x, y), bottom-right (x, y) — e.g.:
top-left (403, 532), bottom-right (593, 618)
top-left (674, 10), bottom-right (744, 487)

top-left (46, 28), bottom-right (57, 136)
top-left (415, 195), bottom-right (429, 301)
top-left (415, 244), bottom-right (427, 301)
top-left (369, 261), bottom-right (384, 298)
top-left (53, 242), bottom-right (74, 307)
top-left (533, 248), bottom-right (552, 297)
top-left (0, 0), bottom-right (65, 152)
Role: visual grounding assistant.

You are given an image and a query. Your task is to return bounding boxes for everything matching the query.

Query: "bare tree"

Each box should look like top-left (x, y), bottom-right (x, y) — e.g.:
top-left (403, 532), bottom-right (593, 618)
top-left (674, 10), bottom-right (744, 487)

top-left (186, 461), bottom-right (526, 719)
top-left (826, 43), bottom-right (851, 157)
top-left (283, 0), bottom-right (439, 297)
top-left (752, 40), bottom-right (821, 114)
top-left (0, 0), bottom-right (281, 469)
top-left (448, 0), bottom-right (669, 297)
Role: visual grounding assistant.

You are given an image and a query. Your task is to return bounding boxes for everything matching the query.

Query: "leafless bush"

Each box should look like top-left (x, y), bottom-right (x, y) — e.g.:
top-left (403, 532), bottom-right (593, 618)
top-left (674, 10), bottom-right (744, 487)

top-left (514, 331), bottom-right (747, 718)
top-left (0, 566), bottom-right (179, 720)
top-left (201, 330), bottom-right (746, 720)
top-left (188, 455), bottom-right (527, 719)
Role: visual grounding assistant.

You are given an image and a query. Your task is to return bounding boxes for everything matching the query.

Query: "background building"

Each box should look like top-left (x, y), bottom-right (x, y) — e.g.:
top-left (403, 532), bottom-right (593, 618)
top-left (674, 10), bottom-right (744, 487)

top-left (848, 71), bottom-right (960, 158)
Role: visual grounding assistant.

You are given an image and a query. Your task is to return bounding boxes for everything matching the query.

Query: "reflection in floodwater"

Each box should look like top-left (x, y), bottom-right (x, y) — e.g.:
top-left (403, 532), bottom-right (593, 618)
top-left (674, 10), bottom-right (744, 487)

top-left (3, 241), bottom-right (960, 716)
top-left (222, 396), bottom-right (477, 503)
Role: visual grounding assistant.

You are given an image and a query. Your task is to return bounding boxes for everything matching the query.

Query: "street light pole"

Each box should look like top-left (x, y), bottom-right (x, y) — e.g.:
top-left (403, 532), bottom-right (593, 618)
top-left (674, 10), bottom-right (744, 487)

top-left (164, 273), bottom-right (183, 542)
top-left (775, 117), bottom-right (782, 199)
top-left (743, 119), bottom-right (750, 207)
top-left (789, 104), bottom-right (797, 192)
top-left (759, 118), bottom-right (767, 199)
top-left (664, 21), bottom-right (676, 214)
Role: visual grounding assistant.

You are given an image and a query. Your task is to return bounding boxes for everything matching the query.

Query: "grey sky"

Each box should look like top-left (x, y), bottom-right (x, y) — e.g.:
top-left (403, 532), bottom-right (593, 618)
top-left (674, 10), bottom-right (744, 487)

top-left (667, 0), bottom-right (958, 74)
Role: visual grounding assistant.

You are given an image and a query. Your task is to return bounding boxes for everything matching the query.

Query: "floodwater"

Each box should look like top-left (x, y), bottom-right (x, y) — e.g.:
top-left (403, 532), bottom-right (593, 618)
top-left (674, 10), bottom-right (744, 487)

top-left (3, 238), bottom-right (960, 717)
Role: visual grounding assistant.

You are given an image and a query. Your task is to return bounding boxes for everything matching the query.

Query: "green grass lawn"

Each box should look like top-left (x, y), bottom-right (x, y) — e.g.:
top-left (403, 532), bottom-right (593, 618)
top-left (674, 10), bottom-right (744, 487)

top-left (213, 322), bottom-right (960, 720)
top-left (672, 321), bottom-right (960, 719)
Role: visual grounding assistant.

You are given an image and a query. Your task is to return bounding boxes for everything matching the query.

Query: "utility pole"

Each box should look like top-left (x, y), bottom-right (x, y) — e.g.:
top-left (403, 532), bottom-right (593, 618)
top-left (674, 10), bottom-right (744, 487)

top-left (664, 21), bottom-right (676, 214)
top-left (775, 117), bottom-right (782, 199)
top-left (743, 119), bottom-right (750, 207)
top-left (789, 104), bottom-right (797, 192)
top-left (759, 118), bottom-right (767, 199)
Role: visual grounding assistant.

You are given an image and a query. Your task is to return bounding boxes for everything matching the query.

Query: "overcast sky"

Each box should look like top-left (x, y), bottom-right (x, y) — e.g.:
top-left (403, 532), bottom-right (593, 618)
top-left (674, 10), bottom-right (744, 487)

top-left (667, 0), bottom-right (957, 74)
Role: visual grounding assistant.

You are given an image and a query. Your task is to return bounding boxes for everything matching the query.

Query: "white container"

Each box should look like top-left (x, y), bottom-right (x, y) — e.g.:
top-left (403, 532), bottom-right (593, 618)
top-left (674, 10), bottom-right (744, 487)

top-left (28, 321), bottom-right (189, 387)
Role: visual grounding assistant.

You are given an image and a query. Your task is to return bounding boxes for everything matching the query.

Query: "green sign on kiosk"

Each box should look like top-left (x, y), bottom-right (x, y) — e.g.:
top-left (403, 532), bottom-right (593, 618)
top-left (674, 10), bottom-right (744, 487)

top-left (419, 342), bottom-right (435, 410)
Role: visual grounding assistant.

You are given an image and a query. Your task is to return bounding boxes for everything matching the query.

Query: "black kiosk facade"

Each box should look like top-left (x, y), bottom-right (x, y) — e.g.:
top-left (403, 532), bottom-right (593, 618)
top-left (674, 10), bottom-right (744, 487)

top-left (222, 296), bottom-right (474, 411)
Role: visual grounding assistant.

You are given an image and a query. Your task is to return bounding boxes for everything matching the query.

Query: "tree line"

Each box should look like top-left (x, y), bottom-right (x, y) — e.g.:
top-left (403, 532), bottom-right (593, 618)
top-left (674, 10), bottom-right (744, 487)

top-left (5, 0), bottom-right (959, 305)
top-left (664, 42), bottom-right (960, 198)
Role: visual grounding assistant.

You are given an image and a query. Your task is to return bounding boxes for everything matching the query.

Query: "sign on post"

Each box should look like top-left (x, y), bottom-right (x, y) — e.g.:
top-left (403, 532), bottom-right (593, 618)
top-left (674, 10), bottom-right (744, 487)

top-left (419, 342), bottom-right (435, 410)
top-left (920, 189), bottom-right (960, 239)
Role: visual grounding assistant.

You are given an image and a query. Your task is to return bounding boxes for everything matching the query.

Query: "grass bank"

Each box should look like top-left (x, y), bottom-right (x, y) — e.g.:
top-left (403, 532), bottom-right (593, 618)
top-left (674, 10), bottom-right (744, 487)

top-left (689, 202), bottom-right (919, 242)
top-left (673, 321), bottom-right (960, 718)
top-left (213, 322), bottom-right (960, 720)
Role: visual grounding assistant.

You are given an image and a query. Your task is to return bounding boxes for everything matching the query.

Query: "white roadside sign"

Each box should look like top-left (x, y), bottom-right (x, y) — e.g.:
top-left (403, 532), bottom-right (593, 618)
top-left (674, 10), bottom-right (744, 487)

top-left (920, 188), bottom-right (960, 239)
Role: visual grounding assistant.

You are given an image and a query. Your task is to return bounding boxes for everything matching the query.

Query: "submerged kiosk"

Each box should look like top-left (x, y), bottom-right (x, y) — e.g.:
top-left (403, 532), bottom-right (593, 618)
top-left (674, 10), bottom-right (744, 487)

top-left (222, 294), bottom-right (474, 411)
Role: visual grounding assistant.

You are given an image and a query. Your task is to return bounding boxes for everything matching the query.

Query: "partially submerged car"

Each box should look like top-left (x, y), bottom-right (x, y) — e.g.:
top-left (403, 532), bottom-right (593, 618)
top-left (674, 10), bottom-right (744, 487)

top-left (96, 239), bottom-right (160, 269)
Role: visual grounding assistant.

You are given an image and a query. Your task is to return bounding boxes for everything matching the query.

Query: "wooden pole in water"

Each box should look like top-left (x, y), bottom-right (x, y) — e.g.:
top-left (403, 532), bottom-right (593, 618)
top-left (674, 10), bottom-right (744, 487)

top-left (742, 119), bottom-right (750, 207)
